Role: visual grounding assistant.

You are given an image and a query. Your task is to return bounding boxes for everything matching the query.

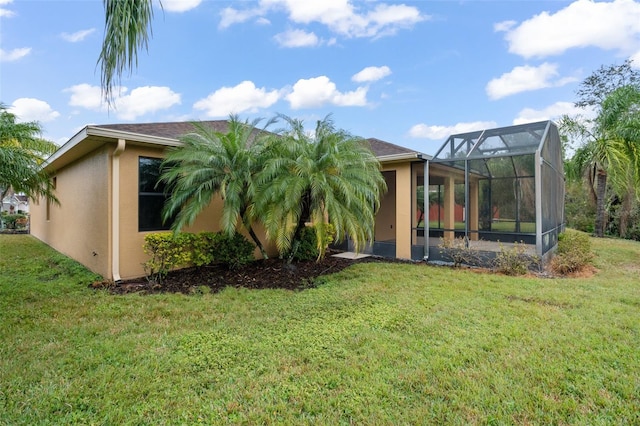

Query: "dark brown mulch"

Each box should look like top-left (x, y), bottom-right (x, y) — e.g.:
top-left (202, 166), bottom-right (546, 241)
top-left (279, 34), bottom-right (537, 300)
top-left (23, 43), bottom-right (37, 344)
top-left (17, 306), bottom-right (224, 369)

top-left (105, 253), bottom-right (395, 295)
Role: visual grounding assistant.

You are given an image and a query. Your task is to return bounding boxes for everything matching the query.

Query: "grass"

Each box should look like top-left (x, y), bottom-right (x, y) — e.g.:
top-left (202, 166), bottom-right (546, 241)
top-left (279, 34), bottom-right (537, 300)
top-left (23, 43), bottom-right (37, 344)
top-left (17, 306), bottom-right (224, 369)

top-left (1, 234), bottom-right (639, 424)
top-left (423, 220), bottom-right (536, 233)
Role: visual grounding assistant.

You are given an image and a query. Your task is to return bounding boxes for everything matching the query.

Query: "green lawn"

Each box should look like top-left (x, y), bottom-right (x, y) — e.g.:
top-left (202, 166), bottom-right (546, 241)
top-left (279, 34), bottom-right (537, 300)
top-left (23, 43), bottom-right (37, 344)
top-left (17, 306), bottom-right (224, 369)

top-left (1, 235), bottom-right (639, 424)
top-left (423, 220), bottom-right (536, 233)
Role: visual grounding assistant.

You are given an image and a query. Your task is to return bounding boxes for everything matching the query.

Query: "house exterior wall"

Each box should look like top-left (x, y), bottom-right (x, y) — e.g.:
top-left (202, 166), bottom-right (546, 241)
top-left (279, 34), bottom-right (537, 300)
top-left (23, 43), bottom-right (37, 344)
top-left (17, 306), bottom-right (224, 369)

top-left (32, 129), bottom-right (418, 280)
top-left (117, 145), bottom-right (228, 280)
top-left (117, 145), bottom-right (276, 280)
top-left (30, 146), bottom-right (111, 278)
top-left (381, 162), bottom-right (413, 260)
top-left (375, 171), bottom-right (396, 242)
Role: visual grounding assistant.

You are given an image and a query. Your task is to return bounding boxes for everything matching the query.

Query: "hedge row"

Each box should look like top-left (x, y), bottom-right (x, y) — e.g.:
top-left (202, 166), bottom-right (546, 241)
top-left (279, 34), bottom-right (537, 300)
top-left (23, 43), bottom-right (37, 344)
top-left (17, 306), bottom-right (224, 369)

top-left (143, 231), bottom-right (254, 283)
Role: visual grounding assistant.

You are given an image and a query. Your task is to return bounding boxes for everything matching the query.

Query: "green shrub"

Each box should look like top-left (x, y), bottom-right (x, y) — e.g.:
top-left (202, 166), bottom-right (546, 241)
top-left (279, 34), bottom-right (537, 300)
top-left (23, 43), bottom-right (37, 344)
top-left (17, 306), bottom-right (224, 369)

top-left (191, 232), bottom-right (217, 267)
top-left (2, 213), bottom-right (27, 229)
top-left (438, 237), bottom-right (484, 267)
top-left (551, 229), bottom-right (594, 275)
top-left (290, 226), bottom-right (318, 261)
top-left (143, 231), bottom-right (255, 281)
top-left (493, 242), bottom-right (539, 276)
top-left (287, 223), bottom-right (336, 261)
top-left (564, 182), bottom-right (596, 234)
top-left (142, 233), bottom-right (194, 283)
top-left (210, 232), bottom-right (254, 270)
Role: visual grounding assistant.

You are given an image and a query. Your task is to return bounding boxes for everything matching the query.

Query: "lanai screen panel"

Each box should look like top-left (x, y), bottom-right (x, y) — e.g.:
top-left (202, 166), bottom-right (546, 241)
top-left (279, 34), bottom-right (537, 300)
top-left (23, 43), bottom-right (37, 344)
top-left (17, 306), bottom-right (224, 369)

top-left (429, 121), bottom-right (564, 256)
top-left (539, 122), bottom-right (565, 255)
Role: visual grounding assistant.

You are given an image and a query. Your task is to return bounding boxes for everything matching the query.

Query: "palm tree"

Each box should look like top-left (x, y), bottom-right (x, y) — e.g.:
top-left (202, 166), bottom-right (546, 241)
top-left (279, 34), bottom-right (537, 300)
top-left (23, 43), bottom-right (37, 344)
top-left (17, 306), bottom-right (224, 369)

top-left (160, 116), bottom-right (274, 258)
top-left (0, 106), bottom-right (58, 206)
top-left (257, 114), bottom-right (387, 262)
top-left (98, 0), bottom-right (154, 104)
top-left (562, 85), bottom-right (640, 237)
top-left (596, 85), bottom-right (640, 236)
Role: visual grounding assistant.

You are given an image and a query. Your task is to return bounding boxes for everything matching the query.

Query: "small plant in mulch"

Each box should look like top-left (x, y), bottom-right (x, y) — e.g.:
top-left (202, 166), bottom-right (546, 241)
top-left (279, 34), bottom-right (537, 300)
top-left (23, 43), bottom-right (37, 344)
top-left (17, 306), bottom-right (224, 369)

top-left (492, 242), bottom-right (540, 276)
top-left (438, 237), bottom-right (486, 268)
top-left (550, 229), bottom-right (594, 275)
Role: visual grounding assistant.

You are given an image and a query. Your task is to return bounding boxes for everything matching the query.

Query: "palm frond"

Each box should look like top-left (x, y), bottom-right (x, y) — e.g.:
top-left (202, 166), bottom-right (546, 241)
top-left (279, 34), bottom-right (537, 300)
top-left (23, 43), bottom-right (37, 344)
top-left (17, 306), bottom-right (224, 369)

top-left (98, 0), bottom-right (155, 105)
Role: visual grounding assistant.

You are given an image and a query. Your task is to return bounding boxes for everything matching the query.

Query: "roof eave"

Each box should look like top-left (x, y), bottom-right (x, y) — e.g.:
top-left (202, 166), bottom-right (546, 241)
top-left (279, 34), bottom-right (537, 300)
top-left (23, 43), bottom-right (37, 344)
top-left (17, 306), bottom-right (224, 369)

top-left (87, 126), bottom-right (183, 147)
top-left (42, 125), bottom-right (184, 171)
top-left (377, 152), bottom-right (429, 163)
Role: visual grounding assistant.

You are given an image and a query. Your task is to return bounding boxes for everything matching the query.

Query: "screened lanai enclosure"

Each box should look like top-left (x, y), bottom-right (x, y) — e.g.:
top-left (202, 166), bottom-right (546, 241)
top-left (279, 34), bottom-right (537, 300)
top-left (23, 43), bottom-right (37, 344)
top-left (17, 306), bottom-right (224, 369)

top-left (418, 120), bottom-right (565, 263)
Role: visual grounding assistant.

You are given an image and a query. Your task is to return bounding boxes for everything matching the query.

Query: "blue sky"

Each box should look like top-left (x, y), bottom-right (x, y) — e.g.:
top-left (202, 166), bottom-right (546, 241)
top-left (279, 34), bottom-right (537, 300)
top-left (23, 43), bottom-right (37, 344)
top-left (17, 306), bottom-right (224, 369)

top-left (2, 0), bottom-right (640, 155)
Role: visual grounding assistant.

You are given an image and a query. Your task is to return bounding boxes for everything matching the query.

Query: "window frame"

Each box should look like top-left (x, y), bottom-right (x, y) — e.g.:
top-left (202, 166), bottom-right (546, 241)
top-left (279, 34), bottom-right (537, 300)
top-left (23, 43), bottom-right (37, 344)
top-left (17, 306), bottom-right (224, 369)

top-left (138, 156), bottom-right (172, 232)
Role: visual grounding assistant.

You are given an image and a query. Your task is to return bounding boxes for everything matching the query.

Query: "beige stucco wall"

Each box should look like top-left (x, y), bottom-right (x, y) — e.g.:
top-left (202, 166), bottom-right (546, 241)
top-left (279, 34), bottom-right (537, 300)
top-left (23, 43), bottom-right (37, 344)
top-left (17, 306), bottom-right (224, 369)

top-left (117, 145), bottom-right (276, 280)
top-left (30, 146), bottom-right (111, 278)
top-left (375, 171), bottom-right (396, 242)
top-left (380, 162), bottom-right (413, 260)
top-left (118, 146), bottom-right (220, 279)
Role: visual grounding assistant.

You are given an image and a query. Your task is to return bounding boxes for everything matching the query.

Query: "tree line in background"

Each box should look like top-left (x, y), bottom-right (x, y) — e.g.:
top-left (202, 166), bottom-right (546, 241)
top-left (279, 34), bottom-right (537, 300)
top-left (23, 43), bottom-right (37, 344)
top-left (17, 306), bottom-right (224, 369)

top-left (559, 60), bottom-right (640, 241)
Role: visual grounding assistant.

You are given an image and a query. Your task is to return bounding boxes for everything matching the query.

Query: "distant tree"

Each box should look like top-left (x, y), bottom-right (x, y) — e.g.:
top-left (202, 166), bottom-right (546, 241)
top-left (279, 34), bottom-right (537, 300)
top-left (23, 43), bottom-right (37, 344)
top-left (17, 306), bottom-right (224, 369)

top-left (0, 105), bottom-right (58, 206)
top-left (561, 85), bottom-right (640, 237)
top-left (560, 60), bottom-right (640, 238)
top-left (257, 115), bottom-right (387, 262)
top-left (575, 59), bottom-right (640, 108)
top-left (160, 116), bottom-right (275, 259)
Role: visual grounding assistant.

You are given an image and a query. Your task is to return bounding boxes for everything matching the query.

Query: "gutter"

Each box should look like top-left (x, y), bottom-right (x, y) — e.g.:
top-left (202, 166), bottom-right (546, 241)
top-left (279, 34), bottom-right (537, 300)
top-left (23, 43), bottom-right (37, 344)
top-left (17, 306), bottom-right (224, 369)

top-left (43, 125), bottom-right (182, 170)
top-left (376, 152), bottom-right (424, 163)
top-left (111, 139), bottom-right (125, 282)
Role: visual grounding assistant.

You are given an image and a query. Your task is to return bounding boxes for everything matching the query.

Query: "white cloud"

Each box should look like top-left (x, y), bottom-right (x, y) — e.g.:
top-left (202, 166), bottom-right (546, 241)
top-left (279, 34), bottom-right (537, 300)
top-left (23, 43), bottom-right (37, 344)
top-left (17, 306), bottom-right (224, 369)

top-left (0, 47), bottom-right (31, 62)
top-left (219, 6), bottom-right (264, 29)
top-left (0, 0), bottom-right (14, 17)
top-left (274, 29), bottom-right (320, 47)
top-left (66, 84), bottom-right (181, 120)
top-left (60, 28), bottom-right (95, 42)
top-left (66, 83), bottom-right (105, 110)
top-left (193, 81), bottom-right (280, 117)
top-left (115, 86), bottom-right (181, 120)
top-left (486, 63), bottom-right (576, 100)
top-left (512, 101), bottom-right (592, 125)
top-left (501, 0), bottom-right (640, 58)
top-left (222, 1), bottom-right (426, 39)
top-left (408, 121), bottom-right (498, 140)
top-left (162, 0), bottom-right (202, 13)
top-left (9, 98), bottom-right (60, 123)
top-left (493, 20), bottom-right (516, 32)
top-left (286, 76), bottom-right (368, 109)
top-left (363, 3), bottom-right (425, 38)
top-left (631, 52), bottom-right (640, 68)
top-left (352, 65), bottom-right (391, 83)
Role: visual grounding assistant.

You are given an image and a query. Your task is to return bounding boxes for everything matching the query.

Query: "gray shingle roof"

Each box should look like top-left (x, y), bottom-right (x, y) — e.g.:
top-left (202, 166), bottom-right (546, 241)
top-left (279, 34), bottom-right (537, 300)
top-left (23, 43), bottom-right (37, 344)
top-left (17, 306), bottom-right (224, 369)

top-left (93, 121), bottom-right (420, 158)
top-left (95, 121), bottom-right (230, 140)
top-left (365, 138), bottom-right (418, 157)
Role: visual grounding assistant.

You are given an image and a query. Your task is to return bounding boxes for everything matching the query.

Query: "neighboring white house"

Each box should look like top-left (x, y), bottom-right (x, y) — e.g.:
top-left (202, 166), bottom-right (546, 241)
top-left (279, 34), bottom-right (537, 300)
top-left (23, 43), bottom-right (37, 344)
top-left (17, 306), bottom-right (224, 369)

top-left (1, 193), bottom-right (29, 214)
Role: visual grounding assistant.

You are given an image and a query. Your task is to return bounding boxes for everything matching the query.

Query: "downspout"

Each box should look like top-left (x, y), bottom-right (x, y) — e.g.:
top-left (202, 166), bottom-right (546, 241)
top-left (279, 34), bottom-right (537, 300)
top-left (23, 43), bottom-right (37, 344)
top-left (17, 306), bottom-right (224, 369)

top-left (464, 159), bottom-right (470, 247)
top-left (112, 139), bottom-right (126, 282)
top-left (424, 159), bottom-right (429, 261)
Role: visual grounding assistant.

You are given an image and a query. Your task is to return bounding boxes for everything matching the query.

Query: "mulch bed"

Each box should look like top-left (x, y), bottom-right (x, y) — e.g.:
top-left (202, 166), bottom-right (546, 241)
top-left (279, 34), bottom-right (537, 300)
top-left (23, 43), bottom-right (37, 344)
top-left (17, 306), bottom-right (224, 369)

top-left (105, 253), bottom-right (396, 295)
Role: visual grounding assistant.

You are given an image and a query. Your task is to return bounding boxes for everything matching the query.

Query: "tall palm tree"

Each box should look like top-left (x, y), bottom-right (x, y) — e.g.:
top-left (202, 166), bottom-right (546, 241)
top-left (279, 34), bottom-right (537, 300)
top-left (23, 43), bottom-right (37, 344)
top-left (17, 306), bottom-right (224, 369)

top-left (98, 0), bottom-right (154, 104)
top-left (562, 85), bottom-right (640, 237)
top-left (257, 115), bottom-right (387, 262)
top-left (0, 106), bottom-right (58, 205)
top-left (160, 116), bottom-right (274, 258)
top-left (596, 85), bottom-right (640, 236)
